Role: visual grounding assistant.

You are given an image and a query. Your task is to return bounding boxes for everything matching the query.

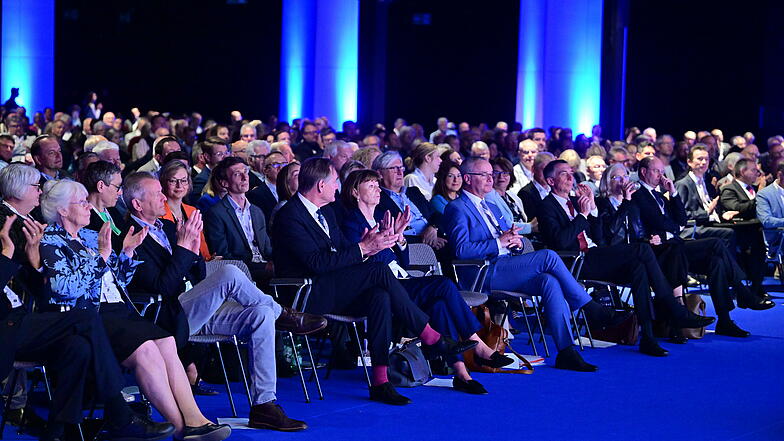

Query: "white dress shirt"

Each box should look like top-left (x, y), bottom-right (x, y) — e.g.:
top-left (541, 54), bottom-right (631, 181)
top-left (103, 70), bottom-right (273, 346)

top-left (227, 195), bottom-right (263, 262)
top-left (551, 193), bottom-right (597, 248)
top-left (464, 190), bottom-right (508, 256)
top-left (689, 172), bottom-right (720, 222)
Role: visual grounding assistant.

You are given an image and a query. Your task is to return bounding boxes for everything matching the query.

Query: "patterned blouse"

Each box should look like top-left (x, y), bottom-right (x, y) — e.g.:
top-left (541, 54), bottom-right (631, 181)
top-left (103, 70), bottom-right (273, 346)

top-left (40, 223), bottom-right (140, 308)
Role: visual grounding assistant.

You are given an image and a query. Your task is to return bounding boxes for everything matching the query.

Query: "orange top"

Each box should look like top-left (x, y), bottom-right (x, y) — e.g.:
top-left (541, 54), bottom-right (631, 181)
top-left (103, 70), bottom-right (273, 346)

top-left (161, 202), bottom-right (212, 260)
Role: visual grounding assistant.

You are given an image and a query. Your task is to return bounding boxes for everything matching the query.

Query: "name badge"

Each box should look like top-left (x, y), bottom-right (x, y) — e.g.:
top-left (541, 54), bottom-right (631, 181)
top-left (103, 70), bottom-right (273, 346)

top-left (184, 279), bottom-right (193, 292)
top-left (4, 286), bottom-right (22, 309)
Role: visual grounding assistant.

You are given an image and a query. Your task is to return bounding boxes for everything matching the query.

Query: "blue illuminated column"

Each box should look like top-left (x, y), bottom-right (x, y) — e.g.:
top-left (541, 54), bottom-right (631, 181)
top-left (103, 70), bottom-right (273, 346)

top-left (515, 0), bottom-right (603, 135)
top-left (1, 0), bottom-right (55, 113)
top-left (280, 0), bottom-right (358, 126)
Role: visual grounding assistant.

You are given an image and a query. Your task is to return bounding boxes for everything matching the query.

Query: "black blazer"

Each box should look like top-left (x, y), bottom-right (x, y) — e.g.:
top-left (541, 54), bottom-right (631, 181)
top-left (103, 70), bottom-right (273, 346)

top-left (203, 196), bottom-right (272, 262)
top-left (0, 255), bottom-right (23, 382)
top-left (376, 186), bottom-right (436, 227)
top-left (86, 208), bottom-right (127, 252)
top-left (538, 193), bottom-right (604, 251)
top-left (595, 197), bottom-right (647, 246)
top-left (517, 181), bottom-right (546, 221)
top-left (675, 174), bottom-right (720, 225)
top-left (271, 195), bottom-right (364, 313)
top-left (719, 180), bottom-right (758, 221)
top-left (632, 186), bottom-right (688, 241)
top-left (247, 182), bottom-right (278, 228)
top-left (124, 218), bottom-right (203, 346)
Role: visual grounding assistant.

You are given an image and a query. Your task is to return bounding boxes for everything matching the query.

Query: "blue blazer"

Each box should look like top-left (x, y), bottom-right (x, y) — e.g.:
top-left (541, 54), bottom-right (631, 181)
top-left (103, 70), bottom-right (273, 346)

top-left (340, 206), bottom-right (409, 268)
top-left (442, 191), bottom-right (511, 262)
top-left (756, 184), bottom-right (784, 245)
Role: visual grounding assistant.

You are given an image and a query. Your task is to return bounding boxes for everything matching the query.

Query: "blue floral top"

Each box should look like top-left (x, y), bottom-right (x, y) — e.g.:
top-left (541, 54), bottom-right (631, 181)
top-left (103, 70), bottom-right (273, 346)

top-left (40, 223), bottom-right (141, 308)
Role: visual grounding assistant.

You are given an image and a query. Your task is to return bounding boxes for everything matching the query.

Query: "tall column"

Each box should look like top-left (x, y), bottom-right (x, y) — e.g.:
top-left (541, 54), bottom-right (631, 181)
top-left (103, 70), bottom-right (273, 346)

top-left (1, 0), bottom-right (55, 113)
top-left (515, 0), bottom-right (603, 135)
top-left (280, 0), bottom-right (358, 126)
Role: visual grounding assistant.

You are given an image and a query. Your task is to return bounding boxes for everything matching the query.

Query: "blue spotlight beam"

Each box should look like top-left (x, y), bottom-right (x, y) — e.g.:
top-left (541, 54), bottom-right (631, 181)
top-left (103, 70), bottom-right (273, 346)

top-left (516, 0), bottom-right (603, 135)
top-left (280, 0), bottom-right (358, 126)
top-left (1, 0), bottom-right (55, 113)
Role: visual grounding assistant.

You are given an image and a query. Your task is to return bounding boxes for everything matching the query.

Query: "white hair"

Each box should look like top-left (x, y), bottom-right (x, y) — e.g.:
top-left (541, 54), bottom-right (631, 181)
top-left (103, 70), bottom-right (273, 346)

top-left (248, 140), bottom-right (270, 156)
top-left (471, 141), bottom-right (489, 154)
top-left (91, 140), bottom-right (119, 156)
top-left (83, 135), bottom-right (107, 152)
top-left (40, 179), bottom-right (88, 225)
top-left (0, 163), bottom-right (40, 200)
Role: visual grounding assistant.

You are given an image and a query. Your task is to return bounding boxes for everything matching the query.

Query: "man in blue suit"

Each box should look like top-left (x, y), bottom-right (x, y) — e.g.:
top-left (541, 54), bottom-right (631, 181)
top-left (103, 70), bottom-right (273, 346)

top-left (756, 161), bottom-right (784, 258)
top-left (442, 157), bottom-right (623, 372)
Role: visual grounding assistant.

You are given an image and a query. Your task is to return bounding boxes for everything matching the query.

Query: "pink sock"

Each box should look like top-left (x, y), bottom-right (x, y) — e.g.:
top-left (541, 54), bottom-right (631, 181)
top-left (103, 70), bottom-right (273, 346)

top-left (419, 324), bottom-right (441, 346)
top-left (372, 365), bottom-right (389, 386)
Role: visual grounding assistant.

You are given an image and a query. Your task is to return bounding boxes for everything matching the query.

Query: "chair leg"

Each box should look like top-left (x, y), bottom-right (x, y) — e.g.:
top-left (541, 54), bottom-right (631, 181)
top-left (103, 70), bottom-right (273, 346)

top-left (41, 366), bottom-right (53, 401)
top-left (531, 297), bottom-right (550, 357)
top-left (517, 299), bottom-right (538, 356)
top-left (301, 336), bottom-right (323, 400)
top-left (288, 332), bottom-right (310, 403)
top-left (568, 300), bottom-right (584, 351)
top-left (215, 341), bottom-right (237, 418)
top-left (309, 334), bottom-right (328, 382)
top-left (231, 336), bottom-right (252, 408)
top-left (0, 369), bottom-right (21, 439)
top-left (351, 322), bottom-right (372, 388)
top-left (580, 309), bottom-right (595, 348)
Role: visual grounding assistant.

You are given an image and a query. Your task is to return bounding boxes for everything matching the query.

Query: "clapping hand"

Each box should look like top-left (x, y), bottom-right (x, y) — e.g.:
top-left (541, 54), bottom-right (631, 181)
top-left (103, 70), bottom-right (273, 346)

top-left (21, 218), bottom-right (47, 269)
top-left (358, 224), bottom-right (397, 257)
top-left (176, 210), bottom-right (203, 254)
top-left (499, 225), bottom-right (523, 250)
top-left (97, 222), bottom-right (113, 262)
top-left (0, 215), bottom-right (16, 259)
top-left (122, 225), bottom-right (149, 257)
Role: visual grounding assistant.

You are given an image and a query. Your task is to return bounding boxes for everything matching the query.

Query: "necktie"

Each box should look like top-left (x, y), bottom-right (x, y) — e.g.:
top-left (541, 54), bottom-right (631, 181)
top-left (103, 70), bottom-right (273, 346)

top-left (565, 199), bottom-right (590, 252)
top-left (652, 190), bottom-right (666, 211)
top-left (316, 209), bottom-right (330, 236)
top-left (479, 200), bottom-right (503, 235)
top-left (746, 184), bottom-right (755, 197)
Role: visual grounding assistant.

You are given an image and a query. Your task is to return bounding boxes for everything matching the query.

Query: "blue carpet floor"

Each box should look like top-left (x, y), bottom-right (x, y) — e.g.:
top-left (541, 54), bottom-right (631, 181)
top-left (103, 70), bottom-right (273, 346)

top-left (5, 282), bottom-right (784, 441)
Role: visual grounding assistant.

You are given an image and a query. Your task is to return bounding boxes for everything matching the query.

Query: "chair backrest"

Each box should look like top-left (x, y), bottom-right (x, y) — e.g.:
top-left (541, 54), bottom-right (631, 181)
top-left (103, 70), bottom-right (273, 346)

top-left (206, 259), bottom-right (254, 281)
top-left (407, 243), bottom-right (442, 276)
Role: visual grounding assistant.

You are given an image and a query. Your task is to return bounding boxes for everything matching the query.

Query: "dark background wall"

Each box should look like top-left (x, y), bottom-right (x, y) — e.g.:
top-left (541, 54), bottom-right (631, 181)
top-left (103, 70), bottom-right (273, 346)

top-left (54, 0), bottom-right (282, 122)
top-left (51, 0), bottom-right (783, 139)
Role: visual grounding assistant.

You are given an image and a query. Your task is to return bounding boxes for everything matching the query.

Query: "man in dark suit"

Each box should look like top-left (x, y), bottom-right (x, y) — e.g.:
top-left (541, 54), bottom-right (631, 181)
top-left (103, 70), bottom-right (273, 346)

top-left (634, 157), bottom-right (773, 337)
top-left (204, 157), bottom-right (273, 283)
top-left (271, 158), bottom-right (474, 405)
top-left (0, 214), bottom-right (174, 441)
top-left (539, 160), bottom-right (711, 356)
top-left (30, 135), bottom-right (71, 186)
top-left (123, 171), bottom-right (324, 431)
top-left (517, 152), bottom-right (555, 221)
top-left (719, 158), bottom-right (768, 296)
top-left (247, 151), bottom-right (288, 226)
top-left (371, 151), bottom-right (444, 250)
top-left (189, 137), bottom-right (229, 204)
top-left (293, 121), bottom-right (322, 161)
top-left (442, 157), bottom-right (626, 372)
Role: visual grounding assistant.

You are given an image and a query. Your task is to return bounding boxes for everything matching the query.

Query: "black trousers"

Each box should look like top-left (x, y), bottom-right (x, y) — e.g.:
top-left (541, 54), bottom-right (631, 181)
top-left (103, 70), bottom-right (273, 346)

top-left (650, 242), bottom-right (690, 290)
top-left (681, 237), bottom-right (754, 314)
top-left (14, 308), bottom-right (131, 426)
top-left (310, 262), bottom-right (430, 366)
top-left (581, 243), bottom-right (684, 335)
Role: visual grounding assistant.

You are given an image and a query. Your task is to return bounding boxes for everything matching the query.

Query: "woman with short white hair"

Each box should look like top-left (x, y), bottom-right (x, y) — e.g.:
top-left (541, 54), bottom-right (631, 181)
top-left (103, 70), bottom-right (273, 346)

top-left (39, 179), bottom-right (230, 441)
top-left (0, 164), bottom-right (45, 265)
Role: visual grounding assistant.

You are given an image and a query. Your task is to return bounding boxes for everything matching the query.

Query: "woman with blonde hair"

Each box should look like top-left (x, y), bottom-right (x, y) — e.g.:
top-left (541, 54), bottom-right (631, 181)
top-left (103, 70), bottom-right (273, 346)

top-left (403, 142), bottom-right (442, 200)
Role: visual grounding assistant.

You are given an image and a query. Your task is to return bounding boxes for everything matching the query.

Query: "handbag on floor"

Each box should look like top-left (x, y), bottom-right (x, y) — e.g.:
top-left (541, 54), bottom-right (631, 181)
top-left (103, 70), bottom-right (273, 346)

top-left (388, 339), bottom-right (431, 387)
top-left (464, 304), bottom-right (533, 374)
top-left (681, 293), bottom-right (707, 339)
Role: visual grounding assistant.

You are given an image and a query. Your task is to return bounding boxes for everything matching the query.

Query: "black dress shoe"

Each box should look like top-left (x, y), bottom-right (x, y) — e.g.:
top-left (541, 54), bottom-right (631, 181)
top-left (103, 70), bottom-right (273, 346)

top-left (475, 351), bottom-right (515, 369)
top-left (737, 296), bottom-right (775, 311)
top-left (249, 401), bottom-right (308, 431)
top-left (453, 377), bottom-right (488, 395)
top-left (667, 330), bottom-right (688, 344)
top-left (275, 307), bottom-right (328, 334)
top-left (177, 423), bottom-right (232, 441)
top-left (101, 414), bottom-right (175, 441)
top-left (421, 337), bottom-right (478, 360)
top-left (639, 337), bottom-right (669, 356)
top-left (675, 311), bottom-right (715, 328)
top-left (190, 382), bottom-right (219, 396)
top-left (715, 319), bottom-right (751, 337)
top-left (554, 347), bottom-right (598, 372)
top-left (369, 382), bottom-right (412, 405)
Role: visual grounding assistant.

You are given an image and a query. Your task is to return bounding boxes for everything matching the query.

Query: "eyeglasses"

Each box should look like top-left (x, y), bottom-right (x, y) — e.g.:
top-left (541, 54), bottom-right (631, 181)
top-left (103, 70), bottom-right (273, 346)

top-left (382, 165), bottom-right (405, 172)
top-left (167, 177), bottom-right (189, 187)
top-left (70, 200), bottom-right (91, 208)
top-left (104, 181), bottom-right (122, 191)
top-left (30, 183), bottom-right (42, 190)
top-left (266, 162), bottom-right (288, 169)
top-left (465, 172), bottom-right (494, 180)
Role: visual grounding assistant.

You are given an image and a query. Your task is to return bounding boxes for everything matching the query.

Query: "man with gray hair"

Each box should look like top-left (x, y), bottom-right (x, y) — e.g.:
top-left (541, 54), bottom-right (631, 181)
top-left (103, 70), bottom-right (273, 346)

top-left (323, 140), bottom-right (353, 176)
top-left (517, 152), bottom-right (555, 220)
top-left (247, 140), bottom-right (271, 189)
top-left (240, 123), bottom-right (257, 143)
top-left (92, 140), bottom-right (123, 170)
top-left (123, 171), bottom-right (326, 431)
top-left (429, 117), bottom-right (455, 143)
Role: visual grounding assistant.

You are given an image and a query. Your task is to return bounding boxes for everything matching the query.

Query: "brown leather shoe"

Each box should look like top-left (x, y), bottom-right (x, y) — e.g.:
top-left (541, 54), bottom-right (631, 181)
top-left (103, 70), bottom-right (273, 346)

top-left (248, 401), bottom-right (307, 431)
top-left (275, 307), bottom-right (327, 335)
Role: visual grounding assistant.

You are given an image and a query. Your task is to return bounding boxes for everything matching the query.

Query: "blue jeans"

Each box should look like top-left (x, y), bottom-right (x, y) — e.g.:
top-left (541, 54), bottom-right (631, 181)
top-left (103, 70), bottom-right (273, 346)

top-left (487, 249), bottom-right (591, 352)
